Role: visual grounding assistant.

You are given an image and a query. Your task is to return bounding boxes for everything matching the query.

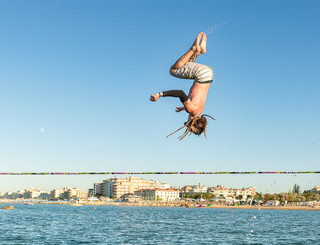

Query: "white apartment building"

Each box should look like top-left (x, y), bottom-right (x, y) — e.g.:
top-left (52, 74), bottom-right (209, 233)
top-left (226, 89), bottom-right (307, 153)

top-left (134, 188), bottom-right (179, 201)
top-left (184, 183), bottom-right (208, 194)
top-left (23, 189), bottom-right (50, 199)
top-left (207, 185), bottom-right (231, 197)
top-left (208, 185), bottom-right (256, 200)
top-left (231, 187), bottom-right (256, 199)
top-left (61, 187), bottom-right (87, 200)
top-left (154, 181), bottom-right (171, 189)
top-left (97, 177), bottom-right (166, 199)
top-left (50, 187), bottom-right (87, 200)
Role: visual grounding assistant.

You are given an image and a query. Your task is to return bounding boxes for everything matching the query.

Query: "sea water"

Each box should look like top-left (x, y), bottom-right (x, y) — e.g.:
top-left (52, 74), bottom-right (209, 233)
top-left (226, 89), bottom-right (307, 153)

top-left (0, 204), bottom-right (319, 244)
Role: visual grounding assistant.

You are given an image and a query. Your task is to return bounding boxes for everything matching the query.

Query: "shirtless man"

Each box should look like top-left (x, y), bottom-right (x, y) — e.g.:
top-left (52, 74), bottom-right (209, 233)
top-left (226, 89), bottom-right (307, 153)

top-left (150, 33), bottom-right (215, 140)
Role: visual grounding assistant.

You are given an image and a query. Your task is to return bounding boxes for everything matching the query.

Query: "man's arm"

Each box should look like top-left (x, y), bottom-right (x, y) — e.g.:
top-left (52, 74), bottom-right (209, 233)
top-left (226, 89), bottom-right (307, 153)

top-left (150, 90), bottom-right (189, 103)
top-left (162, 90), bottom-right (189, 103)
top-left (150, 90), bottom-right (197, 115)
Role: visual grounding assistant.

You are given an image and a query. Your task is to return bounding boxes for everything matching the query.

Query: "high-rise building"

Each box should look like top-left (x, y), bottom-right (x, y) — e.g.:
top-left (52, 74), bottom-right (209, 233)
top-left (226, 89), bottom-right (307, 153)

top-left (93, 183), bottom-right (103, 196)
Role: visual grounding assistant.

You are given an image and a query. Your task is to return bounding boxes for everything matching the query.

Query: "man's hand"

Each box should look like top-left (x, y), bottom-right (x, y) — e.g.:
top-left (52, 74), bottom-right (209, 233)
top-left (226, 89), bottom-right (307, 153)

top-left (150, 93), bottom-right (160, 102)
top-left (175, 106), bottom-right (185, 112)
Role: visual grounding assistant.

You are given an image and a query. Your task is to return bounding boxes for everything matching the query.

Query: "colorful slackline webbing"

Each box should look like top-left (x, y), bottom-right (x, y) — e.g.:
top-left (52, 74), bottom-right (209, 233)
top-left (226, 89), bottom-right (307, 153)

top-left (0, 171), bottom-right (319, 175)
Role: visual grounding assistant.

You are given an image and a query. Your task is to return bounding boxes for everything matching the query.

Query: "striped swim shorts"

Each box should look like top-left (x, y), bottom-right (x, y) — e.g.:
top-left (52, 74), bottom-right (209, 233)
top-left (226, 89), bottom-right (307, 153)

top-left (171, 62), bottom-right (214, 84)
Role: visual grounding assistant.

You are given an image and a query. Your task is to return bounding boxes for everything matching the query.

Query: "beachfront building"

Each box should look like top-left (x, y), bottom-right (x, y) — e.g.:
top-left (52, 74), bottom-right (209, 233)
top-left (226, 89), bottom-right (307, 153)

top-left (88, 188), bottom-right (94, 197)
top-left (121, 193), bottom-right (143, 202)
top-left (154, 181), bottom-right (171, 189)
top-left (134, 188), bottom-right (179, 201)
top-left (39, 192), bottom-right (50, 199)
top-left (4, 190), bottom-right (24, 199)
top-left (50, 189), bottom-right (65, 200)
top-left (2, 192), bottom-right (12, 199)
top-left (23, 189), bottom-right (50, 199)
top-left (208, 185), bottom-right (256, 200)
top-left (93, 183), bottom-right (103, 196)
top-left (207, 185), bottom-right (230, 197)
top-left (266, 200), bottom-right (280, 206)
top-left (181, 186), bottom-right (193, 194)
top-left (96, 177), bottom-right (169, 199)
top-left (50, 188), bottom-right (87, 200)
top-left (232, 187), bottom-right (256, 199)
top-left (181, 183), bottom-right (208, 196)
top-left (62, 187), bottom-right (88, 200)
top-left (191, 183), bottom-right (208, 194)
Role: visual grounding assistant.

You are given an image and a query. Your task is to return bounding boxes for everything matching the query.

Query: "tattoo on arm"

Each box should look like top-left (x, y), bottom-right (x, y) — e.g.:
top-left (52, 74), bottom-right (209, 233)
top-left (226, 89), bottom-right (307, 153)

top-left (188, 52), bottom-right (199, 63)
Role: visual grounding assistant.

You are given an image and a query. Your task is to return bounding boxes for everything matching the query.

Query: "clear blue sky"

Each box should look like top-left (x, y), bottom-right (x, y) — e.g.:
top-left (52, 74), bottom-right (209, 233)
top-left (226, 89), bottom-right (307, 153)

top-left (0, 1), bottom-right (319, 193)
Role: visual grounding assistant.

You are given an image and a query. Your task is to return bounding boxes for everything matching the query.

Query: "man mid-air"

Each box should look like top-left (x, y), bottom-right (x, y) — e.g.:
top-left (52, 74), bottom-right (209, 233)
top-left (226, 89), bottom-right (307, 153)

top-left (150, 33), bottom-right (215, 140)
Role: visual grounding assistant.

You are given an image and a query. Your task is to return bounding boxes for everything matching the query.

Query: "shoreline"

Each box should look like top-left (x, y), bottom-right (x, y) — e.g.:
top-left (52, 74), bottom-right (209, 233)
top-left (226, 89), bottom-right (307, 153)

top-left (1, 200), bottom-right (319, 211)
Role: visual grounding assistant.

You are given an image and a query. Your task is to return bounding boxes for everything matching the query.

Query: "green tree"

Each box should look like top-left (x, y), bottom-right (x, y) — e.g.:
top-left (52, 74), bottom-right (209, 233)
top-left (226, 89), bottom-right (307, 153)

top-left (279, 193), bottom-right (287, 202)
top-left (193, 193), bottom-right (202, 199)
top-left (293, 184), bottom-right (301, 195)
top-left (203, 192), bottom-right (212, 200)
top-left (236, 195), bottom-right (243, 200)
top-left (302, 192), bottom-right (320, 201)
top-left (184, 194), bottom-right (190, 198)
top-left (254, 192), bottom-right (263, 200)
top-left (294, 195), bottom-right (305, 202)
top-left (287, 193), bottom-right (294, 202)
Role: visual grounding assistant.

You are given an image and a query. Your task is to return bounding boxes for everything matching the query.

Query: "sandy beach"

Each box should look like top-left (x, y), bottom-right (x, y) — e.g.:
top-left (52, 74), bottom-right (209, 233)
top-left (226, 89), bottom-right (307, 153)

top-left (202, 204), bottom-right (320, 211)
top-left (1, 200), bottom-right (319, 211)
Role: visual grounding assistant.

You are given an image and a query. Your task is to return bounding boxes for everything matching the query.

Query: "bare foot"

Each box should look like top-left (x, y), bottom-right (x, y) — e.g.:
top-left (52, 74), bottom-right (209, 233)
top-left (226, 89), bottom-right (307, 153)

top-left (190, 33), bottom-right (202, 54)
top-left (200, 33), bottom-right (207, 54)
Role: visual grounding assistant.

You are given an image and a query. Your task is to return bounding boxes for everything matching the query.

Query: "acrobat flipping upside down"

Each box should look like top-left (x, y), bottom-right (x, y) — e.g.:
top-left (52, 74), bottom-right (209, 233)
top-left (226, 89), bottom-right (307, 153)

top-left (150, 33), bottom-right (215, 140)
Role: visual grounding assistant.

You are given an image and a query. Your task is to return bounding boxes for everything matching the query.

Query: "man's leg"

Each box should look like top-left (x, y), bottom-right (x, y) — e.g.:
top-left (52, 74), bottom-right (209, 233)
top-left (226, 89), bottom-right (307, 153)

top-left (189, 33), bottom-right (207, 62)
top-left (170, 33), bottom-right (207, 74)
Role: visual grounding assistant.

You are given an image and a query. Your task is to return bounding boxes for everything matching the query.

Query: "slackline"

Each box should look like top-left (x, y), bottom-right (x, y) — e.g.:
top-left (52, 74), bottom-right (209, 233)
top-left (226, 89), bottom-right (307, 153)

top-left (0, 171), bottom-right (319, 175)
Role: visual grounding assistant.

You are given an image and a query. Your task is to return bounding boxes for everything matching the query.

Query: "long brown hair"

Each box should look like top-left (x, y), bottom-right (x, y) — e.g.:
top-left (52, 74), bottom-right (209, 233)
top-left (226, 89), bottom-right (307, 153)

top-left (166, 114), bottom-right (215, 140)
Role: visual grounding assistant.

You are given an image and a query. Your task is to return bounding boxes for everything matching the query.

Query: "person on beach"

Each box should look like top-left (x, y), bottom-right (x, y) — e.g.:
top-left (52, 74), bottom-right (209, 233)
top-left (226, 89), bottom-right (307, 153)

top-left (150, 33), bottom-right (215, 140)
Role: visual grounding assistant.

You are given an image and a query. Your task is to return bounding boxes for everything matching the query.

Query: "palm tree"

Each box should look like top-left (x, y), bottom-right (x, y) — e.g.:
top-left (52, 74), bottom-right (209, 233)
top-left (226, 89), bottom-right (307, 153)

top-left (203, 192), bottom-right (212, 200)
